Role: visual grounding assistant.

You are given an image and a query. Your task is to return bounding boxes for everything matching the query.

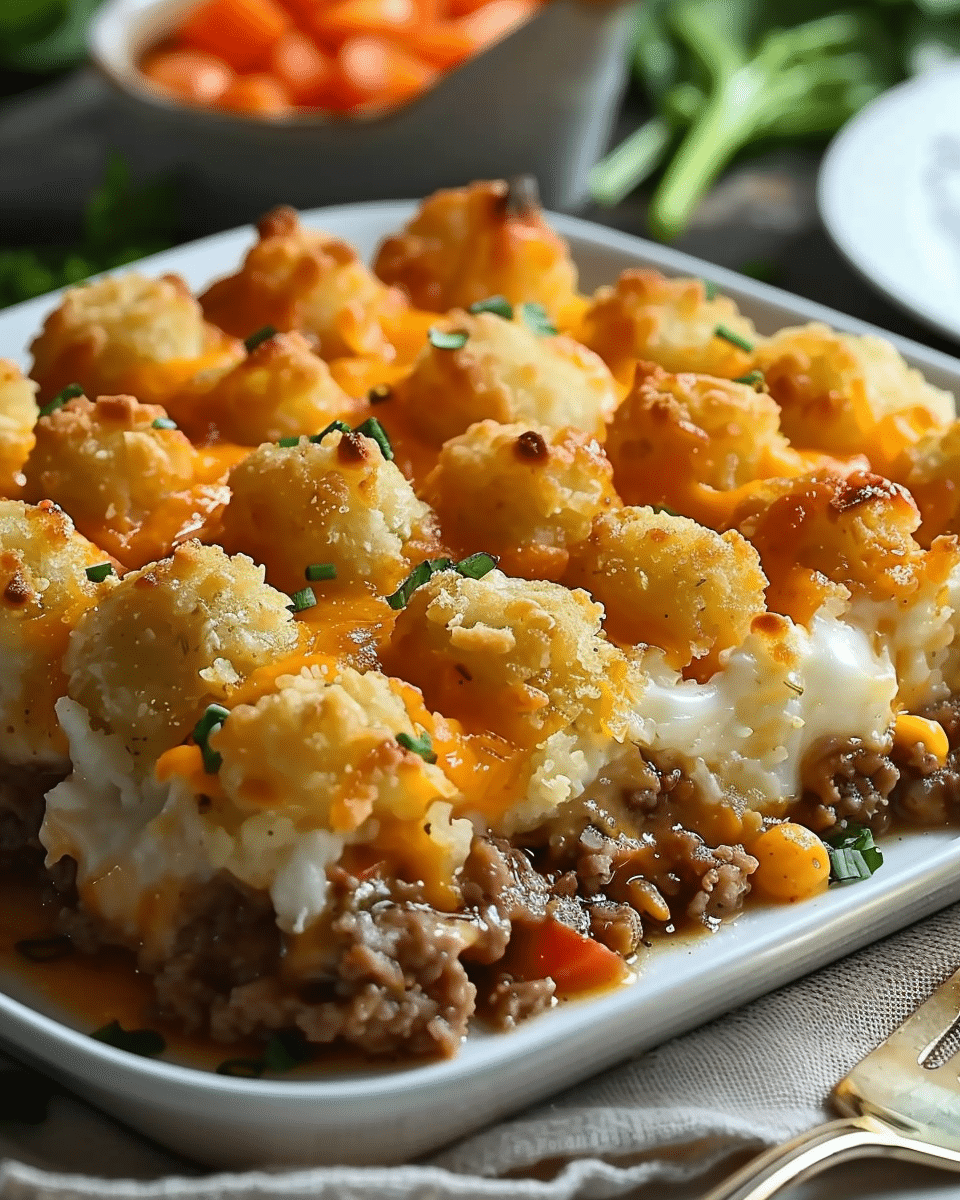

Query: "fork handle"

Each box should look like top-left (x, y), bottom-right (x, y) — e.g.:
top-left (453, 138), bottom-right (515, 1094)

top-left (700, 1114), bottom-right (960, 1200)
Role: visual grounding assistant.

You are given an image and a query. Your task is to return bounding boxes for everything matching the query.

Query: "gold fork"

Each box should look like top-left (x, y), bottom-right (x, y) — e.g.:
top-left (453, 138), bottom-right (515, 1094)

top-left (702, 964), bottom-right (960, 1200)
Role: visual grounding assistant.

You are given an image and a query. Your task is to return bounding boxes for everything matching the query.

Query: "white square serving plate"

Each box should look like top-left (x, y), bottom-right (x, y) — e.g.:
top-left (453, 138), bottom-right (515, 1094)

top-left (2, 205), bottom-right (960, 1171)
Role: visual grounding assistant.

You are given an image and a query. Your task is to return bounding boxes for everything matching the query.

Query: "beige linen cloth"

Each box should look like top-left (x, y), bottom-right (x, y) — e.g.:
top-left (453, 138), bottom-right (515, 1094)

top-left (2, 902), bottom-right (959, 1200)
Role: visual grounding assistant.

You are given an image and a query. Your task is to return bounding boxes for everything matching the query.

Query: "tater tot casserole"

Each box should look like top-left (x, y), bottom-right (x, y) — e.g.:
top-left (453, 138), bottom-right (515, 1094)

top-left (3, 178), bottom-right (960, 1070)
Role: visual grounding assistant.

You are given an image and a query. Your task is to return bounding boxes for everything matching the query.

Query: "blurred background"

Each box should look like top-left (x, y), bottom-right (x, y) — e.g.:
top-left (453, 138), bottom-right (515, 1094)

top-left (1, 0), bottom-right (958, 350)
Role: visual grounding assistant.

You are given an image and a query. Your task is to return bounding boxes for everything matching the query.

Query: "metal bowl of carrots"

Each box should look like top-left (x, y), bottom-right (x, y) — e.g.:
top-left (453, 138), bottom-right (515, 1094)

top-left (89, 0), bottom-right (634, 221)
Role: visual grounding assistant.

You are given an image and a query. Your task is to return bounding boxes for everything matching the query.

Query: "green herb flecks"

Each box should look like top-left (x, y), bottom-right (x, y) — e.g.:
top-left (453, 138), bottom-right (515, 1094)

top-left (385, 557), bottom-right (454, 610)
top-left (39, 382), bottom-right (83, 417)
top-left (193, 703), bottom-right (230, 774)
top-left (309, 420), bottom-right (351, 443)
top-left (92, 1020), bottom-right (166, 1058)
top-left (278, 436), bottom-right (302, 447)
top-left (152, 417), bottom-right (178, 430)
top-left (734, 370), bottom-right (766, 388)
top-left (305, 563), bottom-right (336, 582)
top-left (714, 324), bottom-right (754, 352)
top-left (397, 730), bottom-right (437, 764)
top-left (519, 302), bottom-right (557, 337)
top-left (85, 562), bottom-right (114, 583)
top-left (825, 822), bottom-right (883, 885)
top-left (353, 416), bottom-right (394, 460)
top-left (469, 295), bottom-right (514, 319)
top-left (455, 552), bottom-right (499, 580)
top-left (428, 328), bottom-right (469, 350)
top-left (217, 1030), bottom-right (310, 1078)
top-left (243, 325), bottom-right (277, 353)
top-left (289, 587), bottom-right (317, 613)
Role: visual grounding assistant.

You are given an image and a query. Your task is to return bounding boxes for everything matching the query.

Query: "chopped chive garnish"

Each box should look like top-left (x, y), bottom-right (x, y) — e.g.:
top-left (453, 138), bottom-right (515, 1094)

top-left (714, 324), bottom-right (754, 353)
top-left (15, 934), bottom-right (72, 962)
top-left (825, 822), bottom-right (883, 885)
top-left (85, 562), bottom-right (114, 583)
top-left (193, 703), bottom-right (229, 774)
top-left (397, 730), bottom-right (437, 764)
top-left (309, 420), bottom-right (351, 443)
top-left (702, 279), bottom-right (718, 301)
top-left (151, 417), bottom-right (178, 430)
top-left (386, 557), bottom-right (453, 610)
top-left (353, 416), bottom-right (394, 461)
top-left (519, 302), bottom-right (557, 337)
top-left (368, 384), bottom-right (392, 405)
top-left (278, 436), bottom-right (301, 447)
top-left (455, 552), bottom-right (498, 580)
top-left (306, 563), bottom-right (336, 582)
top-left (217, 1030), bottom-right (309, 1077)
top-left (244, 325), bottom-right (277, 352)
top-left (289, 586), bottom-right (317, 613)
top-left (39, 383), bottom-right (83, 418)
top-left (469, 295), bottom-right (513, 319)
top-left (217, 1058), bottom-right (264, 1078)
top-left (734, 371), bottom-right (766, 388)
top-left (262, 1030), bottom-right (310, 1072)
top-left (429, 327), bottom-right (469, 350)
top-left (92, 1020), bottom-right (166, 1058)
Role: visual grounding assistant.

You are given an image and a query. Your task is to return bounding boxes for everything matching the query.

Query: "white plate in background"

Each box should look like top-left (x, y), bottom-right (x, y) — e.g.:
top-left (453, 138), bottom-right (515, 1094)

top-left (819, 62), bottom-right (960, 345)
top-left (2, 207), bottom-right (960, 1172)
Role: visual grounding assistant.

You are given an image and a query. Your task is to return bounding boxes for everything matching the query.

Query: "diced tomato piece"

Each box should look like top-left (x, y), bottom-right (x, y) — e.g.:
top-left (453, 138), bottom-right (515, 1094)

top-left (336, 36), bottom-right (437, 108)
top-left (405, 23), bottom-right (474, 68)
top-left (508, 918), bottom-right (628, 995)
top-left (310, 0), bottom-right (416, 43)
top-left (179, 0), bottom-right (291, 73)
top-left (270, 30), bottom-right (335, 105)
top-left (141, 48), bottom-right (235, 104)
top-left (457, 0), bottom-right (536, 49)
top-left (217, 72), bottom-right (293, 114)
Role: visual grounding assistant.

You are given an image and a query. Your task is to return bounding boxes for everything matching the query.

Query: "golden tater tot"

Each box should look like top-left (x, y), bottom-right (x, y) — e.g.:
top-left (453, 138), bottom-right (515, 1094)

top-left (168, 330), bottom-right (360, 445)
top-left (754, 324), bottom-right (955, 471)
top-left (393, 309), bottom-right (618, 446)
top-left (894, 420), bottom-right (960, 545)
top-left (0, 499), bottom-right (116, 767)
top-left (373, 178), bottom-right (579, 322)
top-left (581, 271), bottom-right (759, 384)
top-left (21, 394), bottom-right (225, 569)
top-left (604, 362), bottom-right (807, 526)
top-left (200, 206), bottom-right (405, 360)
top-left (0, 360), bottom-right (39, 497)
top-left (424, 421), bottom-right (618, 581)
top-left (29, 273), bottom-right (238, 406)
top-left (66, 541), bottom-right (299, 767)
top-left (220, 430), bottom-right (438, 596)
top-left (566, 507), bottom-right (768, 678)
top-left (384, 567), bottom-right (632, 746)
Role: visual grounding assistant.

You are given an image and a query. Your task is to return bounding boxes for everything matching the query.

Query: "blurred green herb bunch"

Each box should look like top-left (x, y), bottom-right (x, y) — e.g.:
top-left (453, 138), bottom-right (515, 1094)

top-left (0, 0), bottom-right (104, 74)
top-left (591, 0), bottom-right (960, 239)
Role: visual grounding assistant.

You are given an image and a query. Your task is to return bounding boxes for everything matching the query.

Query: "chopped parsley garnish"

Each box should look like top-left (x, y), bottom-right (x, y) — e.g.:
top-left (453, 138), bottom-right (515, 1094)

top-left (85, 562), bottom-right (114, 583)
top-left (92, 1020), bottom-right (166, 1058)
top-left (469, 295), bottom-right (513, 319)
top-left (368, 384), bottom-right (392, 404)
top-left (397, 730), bottom-right (437, 764)
top-left (714, 324), bottom-right (754, 353)
top-left (734, 371), bottom-right (766, 388)
top-left (217, 1030), bottom-right (310, 1077)
top-left (193, 703), bottom-right (229, 774)
top-left (15, 934), bottom-right (72, 962)
top-left (243, 325), bottom-right (277, 352)
top-left (519, 302), bottom-right (557, 337)
top-left (353, 416), bottom-right (394, 460)
top-left (289, 586), bottom-right (317, 613)
top-left (702, 279), bottom-right (719, 301)
top-left (151, 417), bottom-right (178, 430)
top-left (429, 327), bottom-right (468, 350)
top-left (278, 435), bottom-right (301, 447)
top-left (455, 551), bottom-right (499, 580)
top-left (309, 420), bottom-right (351, 443)
top-left (39, 382), bottom-right (82, 417)
top-left (305, 563), bottom-right (336, 582)
top-left (385, 552), bottom-right (499, 609)
top-left (825, 822), bottom-right (883, 885)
